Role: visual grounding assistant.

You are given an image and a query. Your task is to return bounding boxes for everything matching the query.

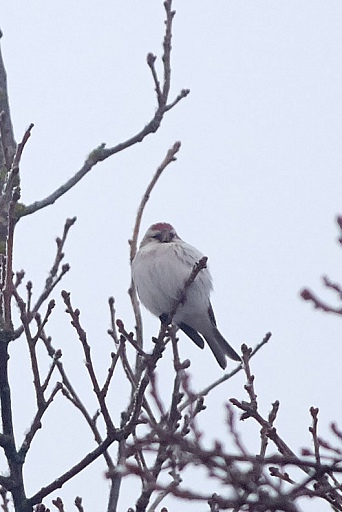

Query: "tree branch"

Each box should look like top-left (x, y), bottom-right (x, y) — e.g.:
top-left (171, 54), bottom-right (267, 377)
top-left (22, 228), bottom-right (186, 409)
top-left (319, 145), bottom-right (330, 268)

top-left (28, 435), bottom-right (120, 507)
top-left (18, 383), bottom-right (62, 460)
top-left (179, 332), bottom-right (272, 412)
top-left (0, 33), bottom-right (16, 171)
top-left (61, 290), bottom-right (115, 434)
top-left (12, 218), bottom-right (75, 340)
top-left (19, 1), bottom-right (188, 219)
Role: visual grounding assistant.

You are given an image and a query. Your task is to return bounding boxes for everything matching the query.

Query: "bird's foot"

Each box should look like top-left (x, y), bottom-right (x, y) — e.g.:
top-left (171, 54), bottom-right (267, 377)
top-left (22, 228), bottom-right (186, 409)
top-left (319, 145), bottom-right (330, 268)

top-left (159, 313), bottom-right (171, 325)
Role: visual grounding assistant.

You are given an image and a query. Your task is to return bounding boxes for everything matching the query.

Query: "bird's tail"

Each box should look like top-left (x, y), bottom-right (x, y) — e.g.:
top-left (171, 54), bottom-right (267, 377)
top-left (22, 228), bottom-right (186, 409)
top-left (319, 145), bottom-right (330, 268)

top-left (204, 327), bottom-right (241, 369)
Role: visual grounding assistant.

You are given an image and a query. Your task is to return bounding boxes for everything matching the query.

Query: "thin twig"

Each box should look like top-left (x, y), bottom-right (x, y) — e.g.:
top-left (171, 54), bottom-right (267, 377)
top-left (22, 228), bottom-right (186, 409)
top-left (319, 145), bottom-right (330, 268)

top-left (14, 291), bottom-right (44, 407)
top-left (19, 383), bottom-right (62, 459)
top-left (310, 407), bottom-right (321, 465)
top-left (9, 124), bottom-right (33, 172)
top-left (62, 290), bottom-right (115, 434)
top-left (3, 187), bottom-right (19, 330)
top-left (27, 422), bottom-right (123, 506)
top-left (52, 497), bottom-right (64, 512)
top-left (147, 53), bottom-right (162, 104)
top-left (101, 351), bottom-right (120, 400)
top-left (0, 124), bottom-right (33, 216)
top-left (74, 497), bottom-right (84, 512)
top-left (117, 320), bottom-right (147, 358)
top-left (45, 217), bottom-right (76, 290)
top-left (0, 486), bottom-right (10, 512)
top-left (108, 296), bottom-right (119, 345)
top-left (300, 286), bottom-right (342, 315)
top-left (12, 218), bottom-right (75, 339)
top-left (38, 327), bottom-right (115, 472)
top-left (129, 141), bottom-right (181, 264)
top-left (115, 328), bottom-right (158, 427)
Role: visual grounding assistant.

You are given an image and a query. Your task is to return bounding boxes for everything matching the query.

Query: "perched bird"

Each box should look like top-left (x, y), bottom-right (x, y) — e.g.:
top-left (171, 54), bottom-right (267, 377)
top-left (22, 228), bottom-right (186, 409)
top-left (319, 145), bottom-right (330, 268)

top-left (132, 222), bottom-right (241, 369)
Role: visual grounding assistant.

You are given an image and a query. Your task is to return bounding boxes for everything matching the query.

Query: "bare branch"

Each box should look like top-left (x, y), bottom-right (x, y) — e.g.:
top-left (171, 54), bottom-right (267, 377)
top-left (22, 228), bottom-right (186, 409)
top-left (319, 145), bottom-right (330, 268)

top-left (52, 497), bottom-right (64, 512)
top-left (107, 296), bottom-right (119, 345)
top-left (0, 35), bottom-right (16, 171)
top-left (28, 434), bottom-right (120, 507)
top-left (9, 124), bottom-right (33, 174)
top-left (129, 141), bottom-right (181, 264)
top-left (101, 351), bottom-right (120, 401)
top-left (147, 53), bottom-right (162, 104)
top-left (0, 486), bottom-right (11, 512)
top-left (310, 407), bottom-right (321, 465)
top-left (38, 328), bottom-right (115, 472)
top-left (19, 383), bottom-right (63, 460)
top-left (3, 187), bottom-right (20, 329)
top-left (300, 286), bottom-right (342, 315)
top-left (20, 1), bottom-right (188, 219)
top-left (117, 320), bottom-right (148, 359)
top-left (12, 218), bottom-right (75, 339)
top-left (74, 497), bottom-right (83, 512)
top-left (45, 217), bottom-right (76, 290)
top-left (61, 290), bottom-right (115, 434)
top-left (230, 345), bottom-right (300, 461)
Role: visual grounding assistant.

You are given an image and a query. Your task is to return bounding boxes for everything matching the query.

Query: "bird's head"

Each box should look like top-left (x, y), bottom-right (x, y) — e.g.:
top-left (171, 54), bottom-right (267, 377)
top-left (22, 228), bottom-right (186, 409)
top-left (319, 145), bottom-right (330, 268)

top-left (140, 222), bottom-right (181, 246)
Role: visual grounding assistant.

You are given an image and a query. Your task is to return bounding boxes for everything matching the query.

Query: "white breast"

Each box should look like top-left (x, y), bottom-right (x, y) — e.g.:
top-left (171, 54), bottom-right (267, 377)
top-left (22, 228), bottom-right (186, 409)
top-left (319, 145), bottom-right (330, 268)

top-left (132, 240), bottom-right (212, 318)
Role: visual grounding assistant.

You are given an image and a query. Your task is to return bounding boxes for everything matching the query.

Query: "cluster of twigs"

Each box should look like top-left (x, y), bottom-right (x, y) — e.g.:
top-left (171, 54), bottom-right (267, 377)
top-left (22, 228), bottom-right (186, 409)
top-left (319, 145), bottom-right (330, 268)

top-left (100, 342), bottom-right (341, 512)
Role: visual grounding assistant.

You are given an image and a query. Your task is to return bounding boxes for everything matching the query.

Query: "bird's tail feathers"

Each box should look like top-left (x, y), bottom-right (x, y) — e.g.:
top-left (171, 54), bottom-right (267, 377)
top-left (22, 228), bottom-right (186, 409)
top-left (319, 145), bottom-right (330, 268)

top-left (204, 336), bottom-right (228, 369)
top-left (213, 326), bottom-right (241, 362)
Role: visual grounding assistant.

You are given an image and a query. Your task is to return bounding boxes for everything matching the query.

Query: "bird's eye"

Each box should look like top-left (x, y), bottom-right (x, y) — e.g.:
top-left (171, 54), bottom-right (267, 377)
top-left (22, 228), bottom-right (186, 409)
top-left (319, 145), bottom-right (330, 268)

top-left (150, 231), bottom-right (174, 243)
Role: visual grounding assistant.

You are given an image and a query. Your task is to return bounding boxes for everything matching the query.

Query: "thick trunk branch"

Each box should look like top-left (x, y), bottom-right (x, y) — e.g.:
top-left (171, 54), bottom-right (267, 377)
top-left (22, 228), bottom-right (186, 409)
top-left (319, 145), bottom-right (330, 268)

top-left (0, 32), bottom-right (16, 172)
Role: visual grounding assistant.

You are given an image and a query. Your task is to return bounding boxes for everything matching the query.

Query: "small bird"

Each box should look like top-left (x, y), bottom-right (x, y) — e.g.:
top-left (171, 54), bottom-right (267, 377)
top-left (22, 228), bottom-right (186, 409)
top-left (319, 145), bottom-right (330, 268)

top-left (132, 222), bottom-right (241, 369)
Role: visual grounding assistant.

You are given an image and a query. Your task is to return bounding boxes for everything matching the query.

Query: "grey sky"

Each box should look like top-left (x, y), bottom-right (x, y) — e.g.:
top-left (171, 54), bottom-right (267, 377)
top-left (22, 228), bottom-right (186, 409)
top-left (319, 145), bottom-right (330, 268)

top-left (2, 2), bottom-right (342, 511)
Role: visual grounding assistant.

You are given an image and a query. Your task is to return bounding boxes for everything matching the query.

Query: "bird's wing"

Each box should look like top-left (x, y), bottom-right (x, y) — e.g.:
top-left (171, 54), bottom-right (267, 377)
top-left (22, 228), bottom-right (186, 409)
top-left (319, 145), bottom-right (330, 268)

top-left (178, 322), bottom-right (205, 349)
top-left (208, 302), bottom-right (217, 327)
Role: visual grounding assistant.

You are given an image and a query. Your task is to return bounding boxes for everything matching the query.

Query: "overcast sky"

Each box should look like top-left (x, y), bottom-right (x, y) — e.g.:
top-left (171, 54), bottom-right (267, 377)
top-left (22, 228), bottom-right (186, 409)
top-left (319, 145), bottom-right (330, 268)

top-left (2, 2), bottom-right (342, 511)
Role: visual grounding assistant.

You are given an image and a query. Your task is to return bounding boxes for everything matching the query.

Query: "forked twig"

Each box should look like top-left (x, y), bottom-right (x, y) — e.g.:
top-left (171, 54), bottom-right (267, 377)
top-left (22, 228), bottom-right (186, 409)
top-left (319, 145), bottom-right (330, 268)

top-left (21, 0), bottom-right (188, 219)
top-left (12, 218), bottom-right (75, 339)
top-left (61, 290), bottom-right (115, 434)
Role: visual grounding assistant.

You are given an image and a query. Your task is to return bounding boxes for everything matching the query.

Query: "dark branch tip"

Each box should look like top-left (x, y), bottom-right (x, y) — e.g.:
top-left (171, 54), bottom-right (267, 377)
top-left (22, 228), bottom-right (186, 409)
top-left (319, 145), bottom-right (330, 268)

top-left (116, 319), bottom-right (124, 330)
top-left (310, 406), bottom-right (319, 417)
top-left (300, 288), bottom-right (312, 300)
top-left (147, 53), bottom-right (156, 66)
top-left (61, 290), bottom-right (70, 300)
top-left (55, 349), bottom-right (62, 359)
top-left (66, 216), bottom-right (77, 227)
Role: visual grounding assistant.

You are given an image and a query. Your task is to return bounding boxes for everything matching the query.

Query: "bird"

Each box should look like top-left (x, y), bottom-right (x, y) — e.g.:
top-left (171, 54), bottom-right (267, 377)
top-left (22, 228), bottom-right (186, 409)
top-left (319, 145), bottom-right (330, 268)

top-left (131, 222), bottom-right (241, 369)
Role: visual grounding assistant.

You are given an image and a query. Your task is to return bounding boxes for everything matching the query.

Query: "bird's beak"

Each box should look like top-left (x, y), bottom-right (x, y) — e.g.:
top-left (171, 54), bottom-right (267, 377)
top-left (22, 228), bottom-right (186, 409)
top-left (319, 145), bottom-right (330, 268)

top-left (160, 229), bottom-right (174, 243)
